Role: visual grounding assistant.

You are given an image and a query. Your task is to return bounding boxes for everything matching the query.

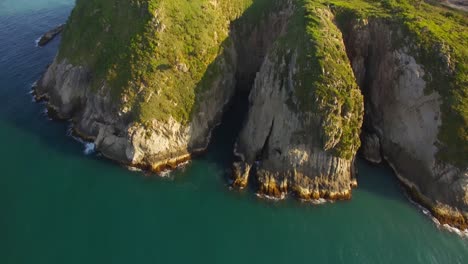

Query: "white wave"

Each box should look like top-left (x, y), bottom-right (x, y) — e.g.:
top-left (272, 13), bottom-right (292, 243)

top-left (66, 126), bottom-right (96, 155)
top-left (310, 198), bottom-right (327, 205)
top-left (406, 192), bottom-right (468, 238)
top-left (255, 193), bottom-right (286, 201)
top-left (83, 142), bottom-right (95, 155)
top-left (422, 208), bottom-right (430, 216)
top-left (127, 166), bottom-right (142, 172)
top-left (159, 160), bottom-right (191, 176)
top-left (442, 224), bottom-right (468, 238)
top-left (34, 36), bottom-right (41, 47)
top-left (158, 170), bottom-right (172, 178)
top-left (29, 82), bottom-right (38, 101)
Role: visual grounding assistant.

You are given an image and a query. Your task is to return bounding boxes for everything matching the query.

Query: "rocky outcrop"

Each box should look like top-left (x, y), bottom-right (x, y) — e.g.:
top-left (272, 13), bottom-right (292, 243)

top-left (36, 0), bottom-right (467, 231)
top-left (36, 38), bottom-right (238, 172)
top-left (343, 19), bottom-right (468, 229)
top-left (231, 162), bottom-right (251, 189)
top-left (35, 0), bottom-right (289, 174)
top-left (38, 24), bottom-right (64, 47)
top-left (233, 53), bottom-right (357, 200)
top-left (232, 7), bottom-right (363, 200)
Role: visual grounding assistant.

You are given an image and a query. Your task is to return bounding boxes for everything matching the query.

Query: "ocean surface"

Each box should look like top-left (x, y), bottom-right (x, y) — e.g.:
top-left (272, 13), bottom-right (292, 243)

top-left (0, 1), bottom-right (467, 263)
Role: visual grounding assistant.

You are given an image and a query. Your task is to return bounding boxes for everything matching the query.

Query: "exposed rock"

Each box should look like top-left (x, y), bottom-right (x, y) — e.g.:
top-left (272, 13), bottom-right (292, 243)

top-left (233, 7), bottom-right (362, 201)
top-left (343, 19), bottom-right (468, 230)
top-left (439, 0), bottom-right (468, 11)
top-left (36, 0), bottom-right (297, 175)
top-left (35, 0), bottom-right (467, 231)
top-left (36, 36), bottom-right (238, 173)
top-left (231, 162), bottom-right (251, 189)
top-left (38, 24), bottom-right (64, 47)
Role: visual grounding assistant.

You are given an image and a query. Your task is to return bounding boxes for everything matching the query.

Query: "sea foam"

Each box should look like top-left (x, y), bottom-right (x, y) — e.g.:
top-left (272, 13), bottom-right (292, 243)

top-left (83, 142), bottom-right (95, 155)
top-left (406, 192), bottom-right (468, 238)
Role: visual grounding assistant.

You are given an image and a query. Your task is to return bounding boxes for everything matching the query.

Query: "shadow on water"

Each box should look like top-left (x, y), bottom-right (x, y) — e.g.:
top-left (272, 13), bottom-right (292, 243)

top-left (355, 158), bottom-right (409, 203)
top-left (204, 80), bottom-right (251, 178)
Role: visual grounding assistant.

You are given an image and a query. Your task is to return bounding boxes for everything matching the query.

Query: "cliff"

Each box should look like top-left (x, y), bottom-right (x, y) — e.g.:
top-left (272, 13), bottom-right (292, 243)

top-left (36, 0), bottom-right (467, 229)
top-left (339, 10), bottom-right (468, 229)
top-left (233, 4), bottom-right (363, 200)
top-left (35, 0), bottom-right (278, 171)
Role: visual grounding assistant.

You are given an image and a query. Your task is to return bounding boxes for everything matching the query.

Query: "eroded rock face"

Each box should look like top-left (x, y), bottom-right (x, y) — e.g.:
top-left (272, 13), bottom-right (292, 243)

top-left (36, 0), bottom-right (466, 231)
top-left (36, 40), bottom-right (238, 172)
top-left (232, 7), bottom-right (362, 201)
top-left (35, 0), bottom-right (292, 174)
top-left (232, 162), bottom-right (251, 189)
top-left (344, 19), bottom-right (468, 229)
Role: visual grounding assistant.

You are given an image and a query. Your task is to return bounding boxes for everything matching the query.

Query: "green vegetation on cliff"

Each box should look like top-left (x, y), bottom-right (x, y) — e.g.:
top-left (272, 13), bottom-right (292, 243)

top-left (271, 0), bottom-right (467, 162)
top-left (59, 0), bottom-right (278, 123)
top-left (272, 0), bottom-right (364, 159)
top-left (59, 0), bottom-right (466, 164)
top-left (326, 0), bottom-right (468, 166)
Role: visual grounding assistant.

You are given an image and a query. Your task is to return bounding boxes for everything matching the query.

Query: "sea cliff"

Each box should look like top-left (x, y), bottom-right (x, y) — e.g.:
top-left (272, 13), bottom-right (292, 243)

top-left (36, 0), bottom-right (467, 229)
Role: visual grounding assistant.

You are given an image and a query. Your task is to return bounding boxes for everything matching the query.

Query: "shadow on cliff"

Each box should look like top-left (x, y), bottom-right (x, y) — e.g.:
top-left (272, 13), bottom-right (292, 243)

top-left (186, 1), bottom-right (291, 186)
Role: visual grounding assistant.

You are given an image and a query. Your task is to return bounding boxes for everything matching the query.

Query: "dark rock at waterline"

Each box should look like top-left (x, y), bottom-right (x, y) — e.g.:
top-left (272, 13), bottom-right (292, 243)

top-left (38, 24), bottom-right (64, 47)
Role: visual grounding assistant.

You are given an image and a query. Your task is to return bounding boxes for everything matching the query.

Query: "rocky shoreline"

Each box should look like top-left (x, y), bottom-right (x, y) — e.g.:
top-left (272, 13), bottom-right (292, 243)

top-left (34, 0), bottom-right (467, 232)
top-left (33, 78), bottom-right (206, 175)
top-left (34, 80), bottom-right (468, 232)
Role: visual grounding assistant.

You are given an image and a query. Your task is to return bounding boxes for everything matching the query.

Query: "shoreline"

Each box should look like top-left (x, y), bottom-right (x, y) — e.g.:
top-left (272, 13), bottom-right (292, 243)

top-left (32, 83), bottom-right (468, 235)
top-left (32, 85), bottom-right (207, 176)
top-left (384, 156), bottom-right (468, 233)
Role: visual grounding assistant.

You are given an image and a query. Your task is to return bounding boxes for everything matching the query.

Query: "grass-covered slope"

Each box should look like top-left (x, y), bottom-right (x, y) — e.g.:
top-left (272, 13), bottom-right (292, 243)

top-left (275, 0), bottom-right (365, 159)
top-left (59, 0), bottom-right (278, 123)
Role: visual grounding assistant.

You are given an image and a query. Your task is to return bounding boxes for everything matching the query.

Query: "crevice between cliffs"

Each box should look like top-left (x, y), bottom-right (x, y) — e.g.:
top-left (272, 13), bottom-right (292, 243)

top-left (206, 2), bottom-right (293, 188)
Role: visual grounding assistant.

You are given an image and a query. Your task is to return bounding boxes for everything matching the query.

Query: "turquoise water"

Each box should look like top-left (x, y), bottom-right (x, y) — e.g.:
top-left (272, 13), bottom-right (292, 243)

top-left (0, 1), bottom-right (467, 263)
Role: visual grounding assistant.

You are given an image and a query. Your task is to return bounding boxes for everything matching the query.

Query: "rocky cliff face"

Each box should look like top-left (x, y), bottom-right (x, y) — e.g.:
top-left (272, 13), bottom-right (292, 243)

top-left (342, 19), bottom-right (468, 229)
top-left (232, 6), bottom-right (363, 200)
top-left (35, 0), bottom-right (288, 172)
top-left (36, 0), bottom-right (467, 230)
top-left (36, 38), bottom-right (238, 172)
top-left (233, 52), bottom-right (357, 199)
